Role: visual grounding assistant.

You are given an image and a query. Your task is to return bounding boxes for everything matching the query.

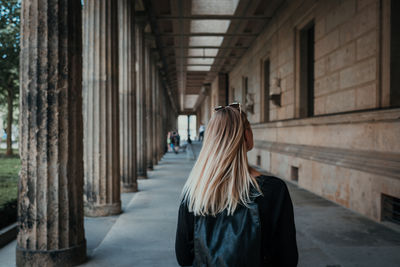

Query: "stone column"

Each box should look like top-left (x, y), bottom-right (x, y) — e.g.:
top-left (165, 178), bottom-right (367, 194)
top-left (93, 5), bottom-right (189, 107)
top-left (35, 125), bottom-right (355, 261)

top-left (82, 0), bottom-right (121, 216)
top-left (136, 21), bottom-right (147, 178)
top-left (162, 88), bottom-right (168, 158)
top-left (17, 0), bottom-right (86, 265)
top-left (152, 57), bottom-right (159, 165)
top-left (118, 0), bottom-right (137, 192)
top-left (158, 80), bottom-right (166, 159)
top-left (144, 35), bottom-right (154, 170)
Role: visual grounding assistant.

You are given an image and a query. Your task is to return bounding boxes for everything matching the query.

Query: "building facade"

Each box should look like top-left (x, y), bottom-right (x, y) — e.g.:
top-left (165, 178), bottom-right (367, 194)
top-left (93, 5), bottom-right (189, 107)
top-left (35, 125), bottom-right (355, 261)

top-left (197, 0), bottom-right (400, 223)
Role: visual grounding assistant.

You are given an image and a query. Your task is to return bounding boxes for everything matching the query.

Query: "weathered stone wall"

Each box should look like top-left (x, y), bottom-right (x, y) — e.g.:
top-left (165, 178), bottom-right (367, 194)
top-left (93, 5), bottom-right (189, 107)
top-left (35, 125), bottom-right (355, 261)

top-left (248, 109), bottom-right (400, 221)
top-left (230, 0), bottom-right (381, 122)
top-left (200, 0), bottom-right (400, 222)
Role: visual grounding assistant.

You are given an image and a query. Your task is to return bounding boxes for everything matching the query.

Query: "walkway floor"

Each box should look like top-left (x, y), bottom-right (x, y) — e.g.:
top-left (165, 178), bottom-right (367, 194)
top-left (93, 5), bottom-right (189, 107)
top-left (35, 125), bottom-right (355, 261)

top-left (1, 142), bottom-right (399, 266)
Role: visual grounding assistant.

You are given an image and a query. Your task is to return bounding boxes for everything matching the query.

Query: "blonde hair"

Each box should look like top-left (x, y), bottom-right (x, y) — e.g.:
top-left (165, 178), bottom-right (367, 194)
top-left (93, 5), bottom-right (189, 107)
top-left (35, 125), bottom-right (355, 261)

top-left (182, 106), bottom-right (261, 216)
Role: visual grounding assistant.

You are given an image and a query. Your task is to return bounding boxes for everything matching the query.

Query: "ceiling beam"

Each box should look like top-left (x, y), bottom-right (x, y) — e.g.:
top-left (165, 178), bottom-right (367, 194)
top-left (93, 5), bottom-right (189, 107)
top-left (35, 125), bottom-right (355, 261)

top-left (166, 56), bottom-right (240, 59)
top-left (160, 46), bottom-right (249, 49)
top-left (170, 63), bottom-right (234, 67)
top-left (156, 15), bottom-right (271, 20)
top-left (173, 70), bottom-right (223, 73)
top-left (184, 64), bottom-right (224, 66)
top-left (159, 33), bottom-right (258, 37)
top-left (186, 78), bottom-right (207, 81)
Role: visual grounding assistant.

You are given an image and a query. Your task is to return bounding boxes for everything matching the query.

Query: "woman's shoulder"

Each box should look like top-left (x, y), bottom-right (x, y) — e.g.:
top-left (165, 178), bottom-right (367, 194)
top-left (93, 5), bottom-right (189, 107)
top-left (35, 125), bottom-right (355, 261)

top-left (255, 174), bottom-right (289, 195)
top-left (256, 174), bottom-right (287, 186)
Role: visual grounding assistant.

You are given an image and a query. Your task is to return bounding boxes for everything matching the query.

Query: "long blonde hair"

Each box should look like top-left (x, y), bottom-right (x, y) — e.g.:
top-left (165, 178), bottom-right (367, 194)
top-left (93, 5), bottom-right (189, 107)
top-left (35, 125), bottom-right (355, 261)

top-left (182, 106), bottom-right (261, 216)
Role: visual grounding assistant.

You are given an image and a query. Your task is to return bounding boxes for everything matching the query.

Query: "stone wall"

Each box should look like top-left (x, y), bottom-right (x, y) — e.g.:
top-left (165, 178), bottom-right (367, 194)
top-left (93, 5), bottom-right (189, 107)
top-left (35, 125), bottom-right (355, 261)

top-left (200, 0), bottom-right (400, 222)
top-left (230, 0), bottom-right (381, 123)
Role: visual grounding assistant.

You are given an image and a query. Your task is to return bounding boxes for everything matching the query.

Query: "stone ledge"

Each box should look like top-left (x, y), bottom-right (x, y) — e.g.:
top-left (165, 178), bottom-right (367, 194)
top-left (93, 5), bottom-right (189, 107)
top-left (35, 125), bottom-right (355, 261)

top-left (0, 223), bottom-right (17, 249)
top-left (252, 108), bottom-right (400, 129)
top-left (254, 140), bottom-right (400, 179)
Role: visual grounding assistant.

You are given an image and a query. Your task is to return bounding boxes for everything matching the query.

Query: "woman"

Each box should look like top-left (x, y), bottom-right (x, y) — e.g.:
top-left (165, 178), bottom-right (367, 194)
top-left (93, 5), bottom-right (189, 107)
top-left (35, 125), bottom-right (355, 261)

top-left (175, 103), bottom-right (298, 267)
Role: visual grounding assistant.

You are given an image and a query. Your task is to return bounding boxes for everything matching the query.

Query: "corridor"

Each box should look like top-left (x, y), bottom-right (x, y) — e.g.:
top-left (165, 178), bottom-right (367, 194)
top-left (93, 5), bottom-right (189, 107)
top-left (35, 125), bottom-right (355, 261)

top-left (2, 142), bottom-right (399, 267)
top-left (10, 0), bottom-right (400, 265)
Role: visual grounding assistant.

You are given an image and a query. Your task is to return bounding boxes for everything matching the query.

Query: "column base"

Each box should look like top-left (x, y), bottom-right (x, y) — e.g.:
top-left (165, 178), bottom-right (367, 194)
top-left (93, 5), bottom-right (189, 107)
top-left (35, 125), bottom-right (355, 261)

top-left (147, 166), bottom-right (154, 171)
top-left (137, 171), bottom-right (147, 179)
top-left (84, 202), bottom-right (121, 217)
top-left (16, 240), bottom-right (86, 267)
top-left (121, 183), bottom-right (138, 193)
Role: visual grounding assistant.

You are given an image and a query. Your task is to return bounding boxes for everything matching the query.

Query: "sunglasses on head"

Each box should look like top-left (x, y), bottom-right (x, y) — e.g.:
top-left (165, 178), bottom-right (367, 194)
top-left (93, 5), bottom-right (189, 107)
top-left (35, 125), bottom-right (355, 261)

top-left (214, 102), bottom-right (242, 113)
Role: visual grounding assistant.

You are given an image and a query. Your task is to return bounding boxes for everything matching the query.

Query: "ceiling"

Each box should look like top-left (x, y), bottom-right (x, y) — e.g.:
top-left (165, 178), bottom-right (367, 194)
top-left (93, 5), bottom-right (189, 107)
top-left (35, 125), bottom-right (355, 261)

top-left (142, 0), bottom-right (285, 113)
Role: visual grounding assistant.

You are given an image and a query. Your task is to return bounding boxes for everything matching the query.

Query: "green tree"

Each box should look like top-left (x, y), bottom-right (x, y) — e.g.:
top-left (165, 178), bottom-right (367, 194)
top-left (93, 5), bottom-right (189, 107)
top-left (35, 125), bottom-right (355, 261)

top-left (0, 0), bottom-right (20, 156)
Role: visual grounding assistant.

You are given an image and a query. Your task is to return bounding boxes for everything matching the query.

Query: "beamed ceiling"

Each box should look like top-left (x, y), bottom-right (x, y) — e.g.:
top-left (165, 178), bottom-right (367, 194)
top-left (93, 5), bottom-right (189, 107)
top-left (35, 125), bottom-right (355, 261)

top-left (142, 0), bottom-right (285, 112)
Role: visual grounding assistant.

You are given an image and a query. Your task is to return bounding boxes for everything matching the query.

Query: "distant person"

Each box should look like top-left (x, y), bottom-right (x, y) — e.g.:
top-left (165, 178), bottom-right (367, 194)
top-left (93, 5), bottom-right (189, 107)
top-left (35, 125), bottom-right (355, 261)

top-left (170, 132), bottom-right (179, 154)
top-left (175, 103), bottom-right (298, 266)
top-left (175, 131), bottom-right (180, 147)
top-left (186, 137), bottom-right (196, 160)
top-left (167, 132), bottom-right (172, 152)
top-left (198, 124), bottom-right (205, 141)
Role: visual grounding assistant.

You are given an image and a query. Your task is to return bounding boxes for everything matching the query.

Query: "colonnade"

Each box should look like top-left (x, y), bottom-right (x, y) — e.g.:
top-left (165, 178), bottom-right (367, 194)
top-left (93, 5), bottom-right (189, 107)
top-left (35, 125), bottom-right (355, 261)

top-left (17, 0), bottom-right (176, 266)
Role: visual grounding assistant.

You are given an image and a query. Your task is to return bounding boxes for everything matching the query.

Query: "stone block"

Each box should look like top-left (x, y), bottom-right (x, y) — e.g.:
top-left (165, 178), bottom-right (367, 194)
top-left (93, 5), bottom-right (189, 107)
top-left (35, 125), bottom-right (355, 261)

top-left (318, 164), bottom-right (346, 204)
top-left (315, 58), bottom-right (326, 78)
top-left (349, 171), bottom-right (375, 218)
top-left (286, 104), bottom-right (294, 118)
top-left (277, 106), bottom-right (287, 120)
top-left (271, 152), bottom-right (290, 179)
top-left (357, 0), bottom-right (376, 11)
top-left (309, 161), bottom-right (325, 196)
top-left (315, 72), bottom-right (340, 97)
top-left (253, 127), bottom-right (277, 142)
top-left (279, 45), bottom-right (294, 66)
top-left (339, 58), bottom-right (376, 89)
top-left (325, 0), bottom-right (356, 33)
top-left (325, 89), bottom-right (356, 113)
top-left (326, 42), bottom-right (356, 72)
top-left (270, 108), bottom-right (277, 121)
top-left (278, 60), bottom-right (294, 78)
top-left (356, 83), bottom-right (377, 109)
top-left (314, 96), bottom-right (326, 115)
top-left (375, 121), bottom-right (400, 153)
top-left (296, 159), bottom-right (313, 190)
top-left (285, 73), bottom-right (295, 91)
top-left (356, 30), bottom-right (377, 61)
top-left (315, 29), bottom-right (340, 59)
top-left (313, 121), bottom-right (377, 151)
top-left (248, 150), bottom-right (257, 165)
top-left (260, 150), bottom-right (271, 172)
top-left (276, 125), bottom-right (314, 145)
top-left (282, 91), bottom-right (294, 106)
top-left (339, 3), bottom-right (377, 45)
top-left (315, 18), bottom-right (326, 41)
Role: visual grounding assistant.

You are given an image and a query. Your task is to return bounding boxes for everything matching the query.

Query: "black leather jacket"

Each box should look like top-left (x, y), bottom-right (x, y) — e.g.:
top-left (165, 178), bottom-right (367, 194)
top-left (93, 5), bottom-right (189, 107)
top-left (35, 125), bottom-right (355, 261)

top-left (175, 175), bottom-right (298, 266)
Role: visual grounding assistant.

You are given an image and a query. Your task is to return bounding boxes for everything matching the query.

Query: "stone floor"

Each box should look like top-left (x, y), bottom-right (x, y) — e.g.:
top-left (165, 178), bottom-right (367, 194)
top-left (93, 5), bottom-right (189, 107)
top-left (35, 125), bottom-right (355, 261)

top-left (0, 142), bottom-right (399, 267)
